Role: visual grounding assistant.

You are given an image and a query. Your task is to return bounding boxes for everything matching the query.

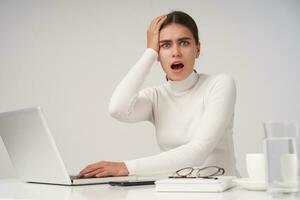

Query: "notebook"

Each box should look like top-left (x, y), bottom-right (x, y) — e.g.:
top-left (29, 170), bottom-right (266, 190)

top-left (155, 176), bottom-right (235, 192)
top-left (0, 107), bottom-right (162, 185)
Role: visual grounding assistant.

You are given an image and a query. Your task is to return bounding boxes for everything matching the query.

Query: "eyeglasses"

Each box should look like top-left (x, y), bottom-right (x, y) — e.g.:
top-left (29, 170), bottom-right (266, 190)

top-left (169, 166), bottom-right (225, 180)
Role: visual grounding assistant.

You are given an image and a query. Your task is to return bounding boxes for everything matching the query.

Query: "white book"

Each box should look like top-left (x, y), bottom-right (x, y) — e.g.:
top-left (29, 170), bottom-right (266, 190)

top-left (155, 176), bottom-right (235, 192)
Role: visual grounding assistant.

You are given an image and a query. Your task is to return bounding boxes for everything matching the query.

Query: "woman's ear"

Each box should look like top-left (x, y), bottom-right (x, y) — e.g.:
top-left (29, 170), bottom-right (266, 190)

top-left (196, 43), bottom-right (201, 58)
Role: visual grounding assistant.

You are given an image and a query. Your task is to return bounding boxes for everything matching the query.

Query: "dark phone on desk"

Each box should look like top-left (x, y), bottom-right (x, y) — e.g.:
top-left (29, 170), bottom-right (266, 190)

top-left (108, 180), bottom-right (155, 186)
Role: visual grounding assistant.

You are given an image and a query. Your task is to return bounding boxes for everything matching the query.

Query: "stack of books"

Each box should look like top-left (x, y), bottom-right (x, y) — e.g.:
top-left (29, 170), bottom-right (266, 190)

top-left (155, 176), bottom-right (235, 192)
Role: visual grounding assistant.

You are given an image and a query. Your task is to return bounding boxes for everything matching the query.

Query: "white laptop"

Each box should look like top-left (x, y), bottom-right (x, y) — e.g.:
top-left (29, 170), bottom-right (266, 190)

top-left (0, 107), bottom-right (159, 185)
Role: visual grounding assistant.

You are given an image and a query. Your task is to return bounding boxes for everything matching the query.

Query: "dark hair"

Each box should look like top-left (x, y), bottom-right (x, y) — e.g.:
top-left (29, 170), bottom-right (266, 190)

top-left (160, 11), bottom-right (199, 45)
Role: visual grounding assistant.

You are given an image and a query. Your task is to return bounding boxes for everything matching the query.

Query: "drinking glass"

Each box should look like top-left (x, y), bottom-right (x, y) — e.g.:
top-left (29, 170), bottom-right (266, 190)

top-left (263, 121), bottom-right (299, 198)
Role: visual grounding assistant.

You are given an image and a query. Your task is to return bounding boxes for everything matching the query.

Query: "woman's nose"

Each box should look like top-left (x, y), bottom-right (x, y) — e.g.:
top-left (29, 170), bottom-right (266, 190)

top-left (172, 45), bottom-right (182, 57)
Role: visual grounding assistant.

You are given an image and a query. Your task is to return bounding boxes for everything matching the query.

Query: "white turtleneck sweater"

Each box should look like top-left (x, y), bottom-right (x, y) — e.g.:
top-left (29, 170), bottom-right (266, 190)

top-left (109, 48), bottom-right (238, 176)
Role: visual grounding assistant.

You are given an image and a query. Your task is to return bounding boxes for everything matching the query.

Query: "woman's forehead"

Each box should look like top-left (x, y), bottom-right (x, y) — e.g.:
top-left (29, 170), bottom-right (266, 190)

top-left (159, 23), bottom-right (194, 41)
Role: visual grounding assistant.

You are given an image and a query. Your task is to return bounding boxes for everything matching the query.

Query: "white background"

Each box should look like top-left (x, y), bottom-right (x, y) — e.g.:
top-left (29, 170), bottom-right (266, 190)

top-left (0, 0), bottom-right (299, 178)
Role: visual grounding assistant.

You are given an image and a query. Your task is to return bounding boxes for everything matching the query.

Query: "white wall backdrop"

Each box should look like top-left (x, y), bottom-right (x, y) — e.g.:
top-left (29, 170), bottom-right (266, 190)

top-left (0, 0), bottom-right (299, 178)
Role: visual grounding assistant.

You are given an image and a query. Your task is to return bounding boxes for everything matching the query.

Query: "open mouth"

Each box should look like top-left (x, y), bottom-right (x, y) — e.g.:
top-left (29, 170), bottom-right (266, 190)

top-left (171, 63), bottom-right (184, 70)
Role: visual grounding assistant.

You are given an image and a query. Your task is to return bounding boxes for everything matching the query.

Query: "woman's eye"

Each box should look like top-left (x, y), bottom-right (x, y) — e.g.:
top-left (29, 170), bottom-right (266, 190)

top-left (161, 43), bottom-right (170, 48)
top-left (180, 41), bottom-right (189, 46)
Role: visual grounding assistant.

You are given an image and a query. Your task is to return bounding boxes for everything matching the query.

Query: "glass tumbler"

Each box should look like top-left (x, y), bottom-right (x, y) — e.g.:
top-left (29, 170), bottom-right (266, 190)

top-left (263, 121), bottom-right (299, 198)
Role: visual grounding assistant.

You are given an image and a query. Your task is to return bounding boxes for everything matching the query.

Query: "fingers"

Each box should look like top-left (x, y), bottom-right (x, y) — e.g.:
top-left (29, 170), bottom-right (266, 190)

top-left (151, 15), bottom-right (166, 26)
top-left (79, 164), bottom-right (96, 175)
top-left (94, 171), bottom-right (110, 178)
top-left (149, 15), bottom-right (162, 27)
top-left (78, 161), bottom-right (106, 177)
top-left (156, 15), bottom-right (167, 27)
top-left (147, 15), bottom-right (167, 52)
top-left (78, 161), bottom-right (129, 178)
top-left (83, 168), bottom-right (105, 178)
top-left (149, 15), bottom-right (167, 31)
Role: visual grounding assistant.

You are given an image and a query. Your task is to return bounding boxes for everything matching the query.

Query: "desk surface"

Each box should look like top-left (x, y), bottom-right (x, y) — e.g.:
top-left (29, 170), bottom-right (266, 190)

top-left (0, 179), bottom-right (297, 200)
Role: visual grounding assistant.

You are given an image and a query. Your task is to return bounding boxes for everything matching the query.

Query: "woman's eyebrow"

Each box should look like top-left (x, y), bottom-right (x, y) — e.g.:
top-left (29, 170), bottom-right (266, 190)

top-left (159, 40), bottom-right (171, 43)
top-left (160, 37), bottom-right (192, 43)
top-left (178, 37), bottom-right (192, 41)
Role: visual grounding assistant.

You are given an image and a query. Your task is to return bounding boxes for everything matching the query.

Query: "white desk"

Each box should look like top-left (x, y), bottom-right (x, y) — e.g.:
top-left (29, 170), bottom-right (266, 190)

top-left (0, 179), bottom-right (296, 200)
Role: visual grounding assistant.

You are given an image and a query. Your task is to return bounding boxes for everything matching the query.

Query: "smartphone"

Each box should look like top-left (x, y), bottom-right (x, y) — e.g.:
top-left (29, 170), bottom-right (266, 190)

top-left (108, 180), bottom-right (155, 186)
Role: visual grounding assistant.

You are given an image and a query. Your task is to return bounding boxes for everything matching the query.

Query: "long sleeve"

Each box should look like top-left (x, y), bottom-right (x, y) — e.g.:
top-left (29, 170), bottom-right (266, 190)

top-left (125, 75), bottom-right (236, 175)
top-left (108, 48), bottom-right (158, 122)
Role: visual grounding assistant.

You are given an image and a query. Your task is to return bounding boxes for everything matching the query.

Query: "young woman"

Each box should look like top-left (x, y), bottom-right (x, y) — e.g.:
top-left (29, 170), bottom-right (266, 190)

top-left (78, 11), bottom-right (238, 178)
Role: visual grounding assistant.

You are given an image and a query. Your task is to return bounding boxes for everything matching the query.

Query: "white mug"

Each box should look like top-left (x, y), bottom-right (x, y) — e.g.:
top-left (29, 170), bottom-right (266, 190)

top-left (246, 153), bottom-right (266, 181)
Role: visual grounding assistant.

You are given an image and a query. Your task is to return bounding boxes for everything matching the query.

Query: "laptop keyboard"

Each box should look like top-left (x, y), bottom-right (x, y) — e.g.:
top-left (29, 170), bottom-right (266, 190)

top-left (70, 175), bottom-right (92, 180)
top-left (70, 175), bottom-right (79, 180)
top-left (70, 175), bottom-right (104, 180)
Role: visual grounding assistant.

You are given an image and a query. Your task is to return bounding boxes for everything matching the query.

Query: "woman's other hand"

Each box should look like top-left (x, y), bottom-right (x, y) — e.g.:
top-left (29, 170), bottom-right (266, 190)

top-left (78, 161), bottom-right (129, 178)
top-left (147, 15), bottom-right (167, 53)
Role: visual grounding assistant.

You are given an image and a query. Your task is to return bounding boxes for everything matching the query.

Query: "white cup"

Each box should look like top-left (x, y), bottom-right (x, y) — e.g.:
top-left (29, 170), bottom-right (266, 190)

top-left (246, 153), bottom-right (266, 181)
top-left (280, 154), bottom-right (298, 183)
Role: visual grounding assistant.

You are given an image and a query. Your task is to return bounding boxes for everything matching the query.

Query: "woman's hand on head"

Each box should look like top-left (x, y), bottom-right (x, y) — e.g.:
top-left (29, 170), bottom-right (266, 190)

top-left (78, 161), bottom-right (129, 178)
top-left (147, 15), bottom-right (167, 53)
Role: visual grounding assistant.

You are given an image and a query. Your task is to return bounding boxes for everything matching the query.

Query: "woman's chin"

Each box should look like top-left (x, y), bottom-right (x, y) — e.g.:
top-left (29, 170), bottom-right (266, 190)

top-left (167, 74), bottom-right (187, 81)
top-left (167, 70), bottom-right (190, 81)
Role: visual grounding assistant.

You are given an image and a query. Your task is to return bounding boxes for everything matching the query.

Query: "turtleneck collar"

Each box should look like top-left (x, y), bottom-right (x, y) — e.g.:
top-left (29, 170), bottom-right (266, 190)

top-left (164, 71), bottom-right (199, 95)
